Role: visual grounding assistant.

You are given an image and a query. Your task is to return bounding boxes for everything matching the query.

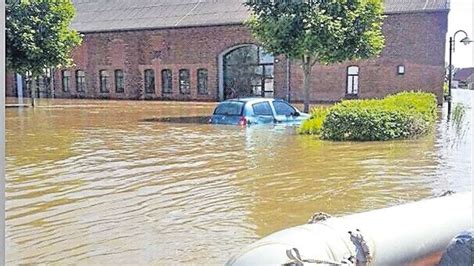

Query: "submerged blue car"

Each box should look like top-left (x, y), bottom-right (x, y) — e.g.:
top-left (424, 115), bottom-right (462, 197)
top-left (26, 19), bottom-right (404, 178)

top-left (209, 98), bottom-right (310, 126)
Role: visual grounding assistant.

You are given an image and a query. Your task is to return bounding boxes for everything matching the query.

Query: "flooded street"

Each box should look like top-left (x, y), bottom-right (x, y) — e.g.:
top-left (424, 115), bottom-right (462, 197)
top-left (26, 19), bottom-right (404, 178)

top-left (5, 90), bottom-right (473, 264)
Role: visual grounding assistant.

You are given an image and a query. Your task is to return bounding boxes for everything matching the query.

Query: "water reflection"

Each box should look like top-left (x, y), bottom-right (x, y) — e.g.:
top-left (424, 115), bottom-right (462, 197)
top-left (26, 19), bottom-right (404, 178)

top-left (5, 90), bottom-right (473, 264)
top-left (142, 116), bottom-right (210, 124)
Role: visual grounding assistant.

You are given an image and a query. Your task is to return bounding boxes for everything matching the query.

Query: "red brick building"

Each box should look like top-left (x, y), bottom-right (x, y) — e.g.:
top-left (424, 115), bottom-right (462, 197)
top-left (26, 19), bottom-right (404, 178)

top-left (6, 0), bottom-right (449, 103)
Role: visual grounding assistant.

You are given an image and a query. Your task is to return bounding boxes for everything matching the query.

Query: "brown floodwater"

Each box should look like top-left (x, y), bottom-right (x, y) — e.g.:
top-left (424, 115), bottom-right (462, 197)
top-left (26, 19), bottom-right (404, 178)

top-left (5, 90), bottom-right (473, 264)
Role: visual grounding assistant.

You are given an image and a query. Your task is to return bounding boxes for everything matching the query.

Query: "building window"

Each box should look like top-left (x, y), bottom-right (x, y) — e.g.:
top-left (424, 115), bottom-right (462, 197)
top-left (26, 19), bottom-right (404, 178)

top-left (76, 70), bottom-right (86, 92)
top-left (197, 68), bottom-right (208, 95)
top-left (144, 69), bottom-right (155, 93)
top-left (347, 66), bottom-right (359, 95)
top-left (397, 65), bottom-right (405, 75)
top-left (115, 69), bottom-right (124, 93)
top-left (62, 70), bottom-right (71, 92)
top-left (179, 69), bottom-right (190, 94)
top-left (223, 45), bottom-right (274, 99)
top-left (161, 69), bottom-right (172, 94)
top-left (99, 70), bottom-right (109, 93)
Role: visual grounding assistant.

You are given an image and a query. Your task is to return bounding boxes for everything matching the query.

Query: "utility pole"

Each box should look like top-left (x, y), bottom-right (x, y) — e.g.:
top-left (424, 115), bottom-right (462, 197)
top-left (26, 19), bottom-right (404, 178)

top-left (448, 37), bottom-right (453, 117)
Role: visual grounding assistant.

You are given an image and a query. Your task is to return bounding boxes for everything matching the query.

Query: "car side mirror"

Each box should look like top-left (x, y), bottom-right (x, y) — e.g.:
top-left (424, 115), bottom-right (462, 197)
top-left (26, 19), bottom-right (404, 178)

top-left (293, 111), bottom-right (300, 117)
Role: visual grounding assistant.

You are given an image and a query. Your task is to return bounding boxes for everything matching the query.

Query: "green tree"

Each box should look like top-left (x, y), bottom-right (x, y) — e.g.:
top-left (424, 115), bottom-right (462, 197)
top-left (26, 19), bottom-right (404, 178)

top-left (6, 0), bottom-right (82, 105)
top-left (245, 0), bottom-right (385, 112)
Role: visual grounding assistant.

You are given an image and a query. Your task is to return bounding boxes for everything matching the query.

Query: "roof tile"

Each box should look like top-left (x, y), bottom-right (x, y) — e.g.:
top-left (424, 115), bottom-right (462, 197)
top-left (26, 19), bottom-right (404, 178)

top-left (71, 0), bottom-right (449, 33)
top-left (454, 68), bottom-right (474, 81)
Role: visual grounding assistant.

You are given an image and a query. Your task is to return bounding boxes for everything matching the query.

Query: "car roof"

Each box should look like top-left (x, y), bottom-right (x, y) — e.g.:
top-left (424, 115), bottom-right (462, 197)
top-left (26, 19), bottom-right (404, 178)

top-left (223, 98), bottom-right (283, 104)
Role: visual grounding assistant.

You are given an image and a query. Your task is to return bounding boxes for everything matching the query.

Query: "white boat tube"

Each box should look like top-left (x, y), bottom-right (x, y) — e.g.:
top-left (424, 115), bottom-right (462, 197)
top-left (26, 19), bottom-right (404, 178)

top-left (227, 192), bottom-right (472, 265)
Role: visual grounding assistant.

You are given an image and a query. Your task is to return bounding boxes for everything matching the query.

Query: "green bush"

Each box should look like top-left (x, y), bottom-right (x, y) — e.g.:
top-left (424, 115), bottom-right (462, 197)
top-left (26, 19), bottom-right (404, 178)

top-left (443, 83), bottom-right (449, 96)
top-left (298, 107), bottom-right (328, 135)
top-left (300, 91), bottom-right (438, 141)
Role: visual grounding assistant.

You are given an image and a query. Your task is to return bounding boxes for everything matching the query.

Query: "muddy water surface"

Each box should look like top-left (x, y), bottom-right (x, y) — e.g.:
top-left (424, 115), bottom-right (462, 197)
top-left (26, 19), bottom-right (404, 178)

top-left (5, 90), bottom-right (473, 264)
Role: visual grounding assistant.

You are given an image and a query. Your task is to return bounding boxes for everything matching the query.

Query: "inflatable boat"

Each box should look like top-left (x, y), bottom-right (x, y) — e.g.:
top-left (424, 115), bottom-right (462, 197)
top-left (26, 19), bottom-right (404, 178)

top-left (227, 192), bottom-right (472, 265)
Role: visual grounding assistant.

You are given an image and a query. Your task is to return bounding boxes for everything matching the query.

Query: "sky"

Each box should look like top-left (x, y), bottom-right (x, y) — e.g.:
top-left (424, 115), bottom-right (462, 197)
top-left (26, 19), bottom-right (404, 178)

top-left (447, 0), bottom-right (474, 68)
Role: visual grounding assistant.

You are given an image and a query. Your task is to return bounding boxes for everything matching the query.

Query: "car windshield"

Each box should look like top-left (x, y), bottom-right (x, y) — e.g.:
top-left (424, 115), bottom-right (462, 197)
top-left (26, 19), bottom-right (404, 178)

top-left (213, 101), bottom-right (244, 116)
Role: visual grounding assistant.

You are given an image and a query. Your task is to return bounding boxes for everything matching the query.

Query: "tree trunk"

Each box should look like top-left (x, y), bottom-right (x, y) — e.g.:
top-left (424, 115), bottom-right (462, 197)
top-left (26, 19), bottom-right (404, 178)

top-left (30, 76), bottom-right (36, 107)
top-left (302, 56), bottom-right (312, 113)
top-left (50, 68), bottom-right (55, 98)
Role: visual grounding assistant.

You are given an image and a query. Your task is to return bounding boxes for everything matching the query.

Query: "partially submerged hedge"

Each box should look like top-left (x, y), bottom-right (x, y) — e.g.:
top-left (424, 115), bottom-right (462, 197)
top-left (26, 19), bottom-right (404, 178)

top-left (300, 92), bottom-right (437, 141)
top-left (299, 107), bottom-right (328, 135)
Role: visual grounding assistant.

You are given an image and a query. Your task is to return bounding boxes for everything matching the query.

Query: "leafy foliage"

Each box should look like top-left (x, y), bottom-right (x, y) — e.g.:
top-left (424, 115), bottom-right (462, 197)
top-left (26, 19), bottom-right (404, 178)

top-left (298, 106), bottom-right (328, 135)
top-left (443, 82), bottom-right (449, 96)
top-left (245, 0), bottom-right (385, 64)
top-left (245, 0), bottom-right (385, 112)
top-left (6, 0), bottom-right (82, 76)
top-left (300, 91), bottom-right (438, 141)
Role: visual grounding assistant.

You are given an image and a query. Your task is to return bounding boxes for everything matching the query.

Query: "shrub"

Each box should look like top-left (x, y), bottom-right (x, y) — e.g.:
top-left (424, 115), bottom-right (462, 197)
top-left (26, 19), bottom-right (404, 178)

top-left (300, 91), bottom-right (438, 141)
top-left (298, 107), bottom-right (328, 135)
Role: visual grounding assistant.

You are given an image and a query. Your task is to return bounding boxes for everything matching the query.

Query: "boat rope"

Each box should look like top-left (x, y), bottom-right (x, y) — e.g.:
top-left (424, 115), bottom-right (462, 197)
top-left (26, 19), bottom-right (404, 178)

top-left (307, 212), bottom-right (331, 224)
top-left (348, 229), bottom-right (372, 265)
top-left (284, 248), bottom-right (352, 266)
top-left (438, 190), bottom-right (456, 197)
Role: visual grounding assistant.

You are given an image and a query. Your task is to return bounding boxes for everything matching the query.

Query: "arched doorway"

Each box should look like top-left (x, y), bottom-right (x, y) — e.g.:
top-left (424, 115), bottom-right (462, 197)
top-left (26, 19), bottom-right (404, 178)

top-left (218, 44), bottom-right (274, 101)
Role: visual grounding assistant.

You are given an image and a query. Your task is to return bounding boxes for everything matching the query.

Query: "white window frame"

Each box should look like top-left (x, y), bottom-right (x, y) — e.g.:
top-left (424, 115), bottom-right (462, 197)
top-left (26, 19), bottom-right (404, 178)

top-left (347, 66), bottom-right (359, 95)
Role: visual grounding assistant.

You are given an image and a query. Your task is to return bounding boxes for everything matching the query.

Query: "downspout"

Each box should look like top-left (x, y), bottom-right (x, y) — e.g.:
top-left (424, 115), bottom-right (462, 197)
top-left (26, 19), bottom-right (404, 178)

top-left (50, 67), bottom-right (55, 98)
top-left (286, 55), bottom-right (291, 103)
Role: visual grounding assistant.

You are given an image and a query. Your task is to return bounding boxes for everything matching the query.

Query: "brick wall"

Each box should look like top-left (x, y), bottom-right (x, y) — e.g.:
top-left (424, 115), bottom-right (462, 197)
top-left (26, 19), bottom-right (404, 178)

top-left (52, 25), bottom-right (254, 101)
top-left (6, 10), bottom-right (448, 104)
top-left (278, 11), bottom-right (448, 104)
top-left (5, 73), bottom-right (16, 97)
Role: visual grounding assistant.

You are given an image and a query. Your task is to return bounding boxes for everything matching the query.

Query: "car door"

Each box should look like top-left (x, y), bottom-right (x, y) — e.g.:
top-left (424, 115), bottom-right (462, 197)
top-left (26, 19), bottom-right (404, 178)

top-left (251, 101), bottom-right (275, 124)
top-left (272, 101), bottom-right (298, 123)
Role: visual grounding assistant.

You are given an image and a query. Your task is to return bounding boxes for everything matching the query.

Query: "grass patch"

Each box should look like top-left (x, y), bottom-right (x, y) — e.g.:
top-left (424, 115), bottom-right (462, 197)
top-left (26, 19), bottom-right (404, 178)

top-left (451, 103), bottom-right (469, 138)
top-left (300, 91), bottom-right (438, 141)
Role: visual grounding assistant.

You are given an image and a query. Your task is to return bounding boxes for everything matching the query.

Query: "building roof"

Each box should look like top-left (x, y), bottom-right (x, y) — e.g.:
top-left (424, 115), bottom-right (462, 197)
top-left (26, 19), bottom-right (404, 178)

top-left (383, 0), bottom-right (449, 14)
top-left (454, 68), bottom-right (474, 81)
top-left (71, 0), bottom-right (450, 33)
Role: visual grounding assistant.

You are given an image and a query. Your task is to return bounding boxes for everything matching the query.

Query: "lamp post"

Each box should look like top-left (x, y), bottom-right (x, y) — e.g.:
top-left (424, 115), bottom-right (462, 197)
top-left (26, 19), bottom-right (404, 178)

top-left (447, 30), bottom-right (473, 117)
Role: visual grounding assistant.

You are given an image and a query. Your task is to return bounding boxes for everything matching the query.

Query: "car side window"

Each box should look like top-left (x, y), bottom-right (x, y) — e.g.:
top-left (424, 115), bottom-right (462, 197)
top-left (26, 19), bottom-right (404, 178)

top-left (273, 101), bottom-right (296, 116)
top-left (252, 102), bottom-right (273, 116)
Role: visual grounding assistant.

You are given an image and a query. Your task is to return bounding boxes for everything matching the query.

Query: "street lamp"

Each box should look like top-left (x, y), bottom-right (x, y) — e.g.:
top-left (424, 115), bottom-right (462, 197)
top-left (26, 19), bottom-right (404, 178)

top-left (447, 30), bottom-right (473, 117)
